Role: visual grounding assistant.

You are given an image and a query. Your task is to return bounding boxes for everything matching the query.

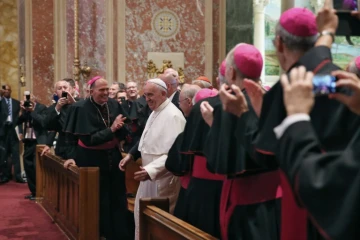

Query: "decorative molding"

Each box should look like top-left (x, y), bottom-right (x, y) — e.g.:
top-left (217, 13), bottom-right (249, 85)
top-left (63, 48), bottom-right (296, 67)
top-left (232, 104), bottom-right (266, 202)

top-left (205, 0), bottom-right (213, 82)
top-left (24, 0), bottom-right (33, 93)
top-left (106, 0), bottom-right (114, 83)
top-left (54, 0), bottom-right (67, 82)
top-left (219, 0), bottom-right (226, 61)
top-left (253, 0), bottom-right (269, 12)
top-left (117, 0), bottom-right (126, 83)
top-left (151, 9), bottom-right (180, 40)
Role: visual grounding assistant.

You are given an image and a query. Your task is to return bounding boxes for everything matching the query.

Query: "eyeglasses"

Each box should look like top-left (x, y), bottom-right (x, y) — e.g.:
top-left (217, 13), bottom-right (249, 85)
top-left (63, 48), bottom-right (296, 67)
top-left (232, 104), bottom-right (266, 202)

top-left (178, 98), bottom-right (189, 104)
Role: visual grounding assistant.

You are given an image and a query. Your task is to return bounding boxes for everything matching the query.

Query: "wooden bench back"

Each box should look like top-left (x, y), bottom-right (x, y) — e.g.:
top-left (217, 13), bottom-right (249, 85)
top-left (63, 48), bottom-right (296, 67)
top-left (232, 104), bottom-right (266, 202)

top-left (36, 145), bottom-right (99, 240)
top-left (139, 198), bottom-right (218, 240)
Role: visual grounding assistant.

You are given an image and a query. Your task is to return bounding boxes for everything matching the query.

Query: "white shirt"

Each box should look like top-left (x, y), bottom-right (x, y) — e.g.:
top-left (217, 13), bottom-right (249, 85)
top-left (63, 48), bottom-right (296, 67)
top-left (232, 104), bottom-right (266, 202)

top-left (273, 113), bottom-right (310, 139)
top-left (168, 91), bottom-right (177, 101)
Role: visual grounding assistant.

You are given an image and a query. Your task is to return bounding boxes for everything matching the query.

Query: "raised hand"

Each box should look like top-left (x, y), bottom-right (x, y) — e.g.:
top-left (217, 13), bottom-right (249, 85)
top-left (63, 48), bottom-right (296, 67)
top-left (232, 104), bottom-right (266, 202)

top-left (110, 114), bottom-right (127, 132)
top-left (219, 84), bottom-right (248, 117)
top-left (243, 79), bottom-right (264, 117)
top-left (200, 101), bottom-right (214, 127)
top-left (281, 66), bottom-right (315, 116)
top-left (329, 70), bottom-right (360, 115)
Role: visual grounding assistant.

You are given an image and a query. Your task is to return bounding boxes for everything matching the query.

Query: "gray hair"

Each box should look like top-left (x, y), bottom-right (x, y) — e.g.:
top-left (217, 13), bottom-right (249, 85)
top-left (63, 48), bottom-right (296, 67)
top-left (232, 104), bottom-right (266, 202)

top-left (348, 61), bottom-right (360, 76)
top-left (275, 23), bottom-right (317, 52)
top-left (191, 80), bottom-right (212, 88)
top-left (182, 85), bottom-right (200, 99)
top-left (218, 72), bottom-right (227, 85)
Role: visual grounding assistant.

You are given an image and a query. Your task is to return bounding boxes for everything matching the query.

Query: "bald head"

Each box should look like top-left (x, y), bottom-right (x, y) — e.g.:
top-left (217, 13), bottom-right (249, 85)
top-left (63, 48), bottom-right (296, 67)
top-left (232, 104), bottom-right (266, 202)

top-left (90, 78), bottom-right (109, 104)
top-left (159, 73), bottom-right (178, 97)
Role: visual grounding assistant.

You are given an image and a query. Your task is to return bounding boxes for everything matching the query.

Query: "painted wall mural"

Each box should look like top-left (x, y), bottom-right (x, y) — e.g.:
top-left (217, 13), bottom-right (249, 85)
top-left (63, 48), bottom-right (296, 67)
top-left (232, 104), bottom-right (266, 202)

top-left (265, 0), bottom-right (360, 77)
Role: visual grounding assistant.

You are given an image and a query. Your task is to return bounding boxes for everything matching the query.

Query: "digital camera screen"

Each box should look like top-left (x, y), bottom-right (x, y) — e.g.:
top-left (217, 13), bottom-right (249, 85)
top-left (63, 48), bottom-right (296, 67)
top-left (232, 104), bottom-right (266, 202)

top-left (313, 75), bottom-right (337, 95)
top-left (333, 0), bottom-right (358, 11)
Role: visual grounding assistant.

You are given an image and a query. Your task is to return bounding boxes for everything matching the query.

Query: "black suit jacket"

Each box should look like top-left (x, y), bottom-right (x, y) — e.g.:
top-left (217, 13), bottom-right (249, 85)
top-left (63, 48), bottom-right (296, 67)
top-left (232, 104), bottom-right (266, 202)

top-left (171, 91), bottom-right (181, 111)
top-left (18, 103), bottom-right (48, 144)
top-left (0, 97), bottom-right (21, 137)
top-left (277, 120), bottom-right (360, 240)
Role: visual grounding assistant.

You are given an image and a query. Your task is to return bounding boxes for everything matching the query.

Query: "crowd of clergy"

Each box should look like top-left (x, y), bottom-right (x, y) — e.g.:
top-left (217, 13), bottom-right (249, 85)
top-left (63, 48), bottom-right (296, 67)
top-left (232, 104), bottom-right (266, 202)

top-left (1, 1), bottom-right (360, 240)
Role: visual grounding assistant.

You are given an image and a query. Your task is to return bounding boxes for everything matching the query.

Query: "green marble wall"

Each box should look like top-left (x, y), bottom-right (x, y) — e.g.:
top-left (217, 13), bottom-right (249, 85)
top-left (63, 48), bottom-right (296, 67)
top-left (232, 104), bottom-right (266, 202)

top-left (226, 0), bottom-right (254, 53)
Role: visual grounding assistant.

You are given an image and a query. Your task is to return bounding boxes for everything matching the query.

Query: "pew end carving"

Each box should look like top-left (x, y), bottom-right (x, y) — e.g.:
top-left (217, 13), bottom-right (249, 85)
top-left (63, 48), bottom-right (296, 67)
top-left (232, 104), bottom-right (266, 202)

top-left (36, 145), bottom-right (99, 240)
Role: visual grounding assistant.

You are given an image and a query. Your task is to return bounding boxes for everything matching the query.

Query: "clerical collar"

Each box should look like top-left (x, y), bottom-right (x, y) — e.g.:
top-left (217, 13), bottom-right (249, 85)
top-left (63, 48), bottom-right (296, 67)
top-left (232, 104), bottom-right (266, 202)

top-left (90, 96), bottom-right (107, 106)
top-left (154, 98), bottom-right (170, 113)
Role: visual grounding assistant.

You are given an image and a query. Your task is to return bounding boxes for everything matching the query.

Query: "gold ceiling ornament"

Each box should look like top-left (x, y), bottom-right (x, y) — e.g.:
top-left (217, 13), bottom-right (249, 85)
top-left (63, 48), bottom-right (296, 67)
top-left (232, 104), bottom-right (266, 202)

top-left (146, 59), bottom-right (185, 83)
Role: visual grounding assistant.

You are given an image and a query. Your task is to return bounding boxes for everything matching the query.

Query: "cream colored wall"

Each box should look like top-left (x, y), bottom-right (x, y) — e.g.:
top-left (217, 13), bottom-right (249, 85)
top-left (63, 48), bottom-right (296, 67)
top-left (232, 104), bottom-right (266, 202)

top-left (0, 0), bottom-right (20, 100)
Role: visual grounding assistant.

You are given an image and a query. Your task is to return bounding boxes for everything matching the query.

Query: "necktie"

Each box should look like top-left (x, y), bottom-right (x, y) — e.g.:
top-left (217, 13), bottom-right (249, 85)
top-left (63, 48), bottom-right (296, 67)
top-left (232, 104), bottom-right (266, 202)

top-left (6, 98), bottom-right (11, 121)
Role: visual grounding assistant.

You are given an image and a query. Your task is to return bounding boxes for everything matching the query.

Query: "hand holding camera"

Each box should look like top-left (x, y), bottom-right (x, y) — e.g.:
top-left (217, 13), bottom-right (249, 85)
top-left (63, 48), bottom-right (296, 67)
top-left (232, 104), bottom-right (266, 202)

top-left (21, 91), bottom-right (34, 112)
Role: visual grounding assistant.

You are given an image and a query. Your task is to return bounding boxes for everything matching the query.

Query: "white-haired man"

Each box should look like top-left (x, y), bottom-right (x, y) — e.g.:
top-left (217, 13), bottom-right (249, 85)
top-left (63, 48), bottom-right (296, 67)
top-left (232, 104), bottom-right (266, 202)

top-left (159, 72), bottom-right (181, 110)
top-left (119, 78), bottom-right (186, 240)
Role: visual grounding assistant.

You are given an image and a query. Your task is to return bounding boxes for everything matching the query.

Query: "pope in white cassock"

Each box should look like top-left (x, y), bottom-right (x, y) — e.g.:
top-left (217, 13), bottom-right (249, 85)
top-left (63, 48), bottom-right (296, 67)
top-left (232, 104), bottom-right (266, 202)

top-left (119, 78), bottom-right (186, 240)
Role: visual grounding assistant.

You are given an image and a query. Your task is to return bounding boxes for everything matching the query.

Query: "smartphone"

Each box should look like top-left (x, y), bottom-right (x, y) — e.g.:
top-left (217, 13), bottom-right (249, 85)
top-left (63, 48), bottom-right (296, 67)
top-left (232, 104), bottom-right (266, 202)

top-left (24, 91), bottom-right (30, 100)
top-left (2, 85), bottom-right (5, 90)
top-left (313, 75), bottom-right (337, 95)
top-left (332, 0), bottom-right (359, 11)
top-left (53, 94), bottom-right (59, 102)
top-left (61, 91), bottom-right (68, 98)
top-left (120, 96), bottom-right (126, 103)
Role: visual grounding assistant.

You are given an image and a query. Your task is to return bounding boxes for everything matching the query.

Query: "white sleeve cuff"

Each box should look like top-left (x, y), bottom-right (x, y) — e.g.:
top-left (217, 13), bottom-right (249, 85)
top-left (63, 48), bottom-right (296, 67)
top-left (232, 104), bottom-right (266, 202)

top-left (55, 108), bottom-right (60, 115)
top-left (273, 114), bottom-right (310, 139)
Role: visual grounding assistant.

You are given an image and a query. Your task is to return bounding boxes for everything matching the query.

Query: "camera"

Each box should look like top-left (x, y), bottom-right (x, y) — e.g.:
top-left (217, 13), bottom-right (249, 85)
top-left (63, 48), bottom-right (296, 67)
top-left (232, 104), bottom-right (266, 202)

top-left (313, 75), bottom-right (337, 95)
top-left (61, 91), bottom-right (68, 98)
top-left (24, 91), bottom-right (31, 108)
top-left (2, 85), bottom-right (5, 90)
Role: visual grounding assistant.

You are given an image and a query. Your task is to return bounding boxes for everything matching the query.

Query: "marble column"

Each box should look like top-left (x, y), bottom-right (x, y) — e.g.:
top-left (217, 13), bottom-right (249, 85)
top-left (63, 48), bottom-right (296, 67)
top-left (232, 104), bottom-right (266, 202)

top-left (253, 0), bottom-right (268, 83)
top-left (226, 0), bottom-right (254, 53)
top-left (310, 0), bottom-right (325, 13)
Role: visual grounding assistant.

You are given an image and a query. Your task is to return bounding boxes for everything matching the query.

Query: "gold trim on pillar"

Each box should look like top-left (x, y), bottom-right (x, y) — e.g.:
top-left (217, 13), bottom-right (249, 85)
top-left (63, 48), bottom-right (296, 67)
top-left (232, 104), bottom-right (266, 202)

top-left (54, 0), bottom-right (67, 82)
top-left (73, 0), bottom-right (80, 82)
top-left (118, 0), bottom-right (126, 83)
top-left (106, 0), bottom-right (114, 83)
top-left (24, 0), bottom-right (33, 93)
top-left (204, 0), bottom-right (213, 83)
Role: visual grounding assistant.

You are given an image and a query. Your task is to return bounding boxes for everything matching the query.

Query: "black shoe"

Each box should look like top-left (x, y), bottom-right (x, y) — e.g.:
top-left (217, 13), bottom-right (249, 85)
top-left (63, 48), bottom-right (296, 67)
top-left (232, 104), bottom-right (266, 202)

top-left (25, 194), bottom-right (34, 199)
top-left (16, 178), bottom-right (27, 183)
top-left (0, 176), bottom-right (9, 184)
top-left (30, 195), bottom-right (36, 201)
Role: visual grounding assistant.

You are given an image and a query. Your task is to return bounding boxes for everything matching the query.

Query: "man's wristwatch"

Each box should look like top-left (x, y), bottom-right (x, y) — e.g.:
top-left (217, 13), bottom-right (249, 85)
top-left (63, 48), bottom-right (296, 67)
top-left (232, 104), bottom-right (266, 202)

top-left (319, 30), bottom-right (335, 43)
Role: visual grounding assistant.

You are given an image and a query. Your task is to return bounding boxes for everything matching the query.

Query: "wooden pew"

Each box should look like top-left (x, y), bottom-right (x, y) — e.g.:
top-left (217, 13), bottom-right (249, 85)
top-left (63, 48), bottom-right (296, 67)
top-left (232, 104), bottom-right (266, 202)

top-left (139, 198), bottom-right (218, 240)
top-left (121, 152), bottom-right (142, 213)
top-left (36, 145), bottom-right (99, 240)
